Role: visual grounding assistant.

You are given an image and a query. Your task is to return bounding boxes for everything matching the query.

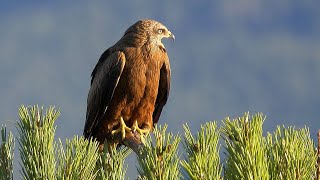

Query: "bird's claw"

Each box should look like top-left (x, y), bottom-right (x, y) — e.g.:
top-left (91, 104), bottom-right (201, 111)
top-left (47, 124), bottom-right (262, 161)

top-left (111, 117), bottom-right (131, 139)
top-left (132, 121), bottom-right (150, 144)
top-left (132, 121), bottom-right (150, 135)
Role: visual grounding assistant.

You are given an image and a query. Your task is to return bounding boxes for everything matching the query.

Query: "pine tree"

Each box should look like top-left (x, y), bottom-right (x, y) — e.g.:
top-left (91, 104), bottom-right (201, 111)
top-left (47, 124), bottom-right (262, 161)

top-left (0, 105), bottom-right (318, 179)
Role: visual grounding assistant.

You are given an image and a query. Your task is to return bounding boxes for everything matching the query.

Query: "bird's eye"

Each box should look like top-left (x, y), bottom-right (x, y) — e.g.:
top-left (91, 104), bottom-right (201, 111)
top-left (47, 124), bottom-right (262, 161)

top-left (157, 29), bottom-right (164, 34)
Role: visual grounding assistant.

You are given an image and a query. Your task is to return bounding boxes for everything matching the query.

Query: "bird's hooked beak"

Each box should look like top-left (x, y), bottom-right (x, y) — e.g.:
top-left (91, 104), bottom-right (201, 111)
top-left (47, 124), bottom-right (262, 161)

top-left (168, 31), bottom-right (175, 41)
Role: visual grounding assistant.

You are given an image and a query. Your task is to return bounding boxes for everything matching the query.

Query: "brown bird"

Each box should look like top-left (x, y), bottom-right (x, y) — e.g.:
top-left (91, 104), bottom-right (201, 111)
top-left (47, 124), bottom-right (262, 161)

top-left (83, 19), bottom-right (174, 151)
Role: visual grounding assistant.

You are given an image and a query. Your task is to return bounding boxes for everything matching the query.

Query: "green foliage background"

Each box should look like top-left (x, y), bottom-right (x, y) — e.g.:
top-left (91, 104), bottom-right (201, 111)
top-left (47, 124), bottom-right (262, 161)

top-left (0, 105), bottom-right (318, 180)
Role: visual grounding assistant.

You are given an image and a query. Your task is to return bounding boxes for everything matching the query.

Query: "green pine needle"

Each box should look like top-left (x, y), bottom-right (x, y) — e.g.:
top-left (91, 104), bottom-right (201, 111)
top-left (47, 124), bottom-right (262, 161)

top-left (137, 124), bottom-right (181, 180)
top-left (267, 126), bottom-right (317, 179)
top-left (221, 112), bottom-right (269, 180)
top-left (0, 126), bottom-right (15, 180)
top-left (17, 105), bottom-right (59, 179)
top-left (181, 122), bottom-right (222, 180)
top-left (57, 136), bottom-right (100, 180)
top-left (95, 142), bottom-right (132, 180)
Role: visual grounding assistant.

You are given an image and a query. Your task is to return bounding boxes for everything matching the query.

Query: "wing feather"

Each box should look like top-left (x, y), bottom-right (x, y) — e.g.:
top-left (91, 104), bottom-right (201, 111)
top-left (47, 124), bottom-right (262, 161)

top-left (152, 59), bottom-right (170, 125)
top-left (84, 51), bottom-right (126, 138)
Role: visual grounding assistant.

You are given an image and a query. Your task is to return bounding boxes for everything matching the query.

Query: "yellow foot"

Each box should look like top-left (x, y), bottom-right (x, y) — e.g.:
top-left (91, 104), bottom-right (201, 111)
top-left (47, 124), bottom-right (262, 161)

top-left (132, 121), bottom-right (150, 135)
top-left (111, 117), bottom-right (131, 139)
top-left (131, 121), bottom-right (151, 144)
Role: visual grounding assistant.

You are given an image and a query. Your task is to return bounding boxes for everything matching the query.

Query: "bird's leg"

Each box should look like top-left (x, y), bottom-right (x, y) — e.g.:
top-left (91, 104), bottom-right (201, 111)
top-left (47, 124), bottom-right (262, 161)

top-left (111, 117), bottom-right (131, 139)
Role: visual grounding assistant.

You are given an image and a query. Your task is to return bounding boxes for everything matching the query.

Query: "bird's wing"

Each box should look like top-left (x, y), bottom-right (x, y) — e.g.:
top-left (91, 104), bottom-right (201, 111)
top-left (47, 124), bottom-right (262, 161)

top-left (84, 51), bottom-right (126, 138)
top-left (153, 59), bottom-right (171, 124)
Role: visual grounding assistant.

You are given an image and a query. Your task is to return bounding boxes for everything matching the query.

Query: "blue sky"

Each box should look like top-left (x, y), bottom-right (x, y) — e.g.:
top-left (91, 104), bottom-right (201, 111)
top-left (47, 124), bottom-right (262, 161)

top-left (1, 1), bottom-right (320, 178)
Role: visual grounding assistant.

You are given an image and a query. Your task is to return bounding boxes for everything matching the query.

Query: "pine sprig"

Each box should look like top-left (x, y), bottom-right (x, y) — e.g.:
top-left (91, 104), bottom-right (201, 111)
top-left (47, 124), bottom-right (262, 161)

top-left (137, 124), bottom-right (181, 180)
top-left (17, 105), bottom-right (59, 179)
top-left (181, 122), bottom-right (222, 180)
top-left (221, 112), bottom-right (269, 180)
top-left (0, 126), bottom-right (14, 180)
top-left (56, 137), bottom-right (100, 180)
top-left (267, 126), bottom-right (317, 179)
top-left (95, 143), bottom-right (131, 180)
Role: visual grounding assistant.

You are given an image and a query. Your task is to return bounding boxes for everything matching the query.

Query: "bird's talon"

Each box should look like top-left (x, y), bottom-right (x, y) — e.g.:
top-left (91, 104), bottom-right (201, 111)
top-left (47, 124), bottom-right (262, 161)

top-left (132, 121), bottom-right (139, 133)
top-left (111, 117), bottom-right (131, 139)
top-left (131, 121), bottom-right (150, 136)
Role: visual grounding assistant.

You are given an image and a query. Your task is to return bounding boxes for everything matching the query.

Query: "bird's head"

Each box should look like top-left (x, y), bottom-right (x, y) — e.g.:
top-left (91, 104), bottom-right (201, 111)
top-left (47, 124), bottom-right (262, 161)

top-left (124, 19), bottom-right (175, 48)
top-left (149, 20), bottom-right (175, 42)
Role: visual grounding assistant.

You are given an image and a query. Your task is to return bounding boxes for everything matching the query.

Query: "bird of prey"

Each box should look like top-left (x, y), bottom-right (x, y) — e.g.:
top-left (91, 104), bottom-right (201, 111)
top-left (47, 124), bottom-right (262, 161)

top-left (83, 19), bottom-right (174, 150)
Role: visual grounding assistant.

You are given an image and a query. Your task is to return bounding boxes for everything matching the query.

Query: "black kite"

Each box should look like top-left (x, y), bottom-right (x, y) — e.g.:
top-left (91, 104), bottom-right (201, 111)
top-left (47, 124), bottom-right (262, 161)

top-left (83, 19), bottom-right (174, 150)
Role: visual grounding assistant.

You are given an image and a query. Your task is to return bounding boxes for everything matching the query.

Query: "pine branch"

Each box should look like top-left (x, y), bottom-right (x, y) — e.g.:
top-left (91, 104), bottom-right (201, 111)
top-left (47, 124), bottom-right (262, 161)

top-left (221, 112), bottom-right (269, 180)
top-left (17, 105), bottom-right (59, 179)
top-left (267, 126), bottom-right (317, 179)
top-left (0, 126), bottom-right (14, 180)
top-left (181, 122), bottom-right (222, 180)
top-left (137, 124), bottom-right (181, 180)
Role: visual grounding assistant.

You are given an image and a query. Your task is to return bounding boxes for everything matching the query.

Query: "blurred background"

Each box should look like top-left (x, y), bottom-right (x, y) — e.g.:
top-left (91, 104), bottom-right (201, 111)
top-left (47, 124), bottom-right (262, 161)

top-left (1, 1), bottom-right (319, 178)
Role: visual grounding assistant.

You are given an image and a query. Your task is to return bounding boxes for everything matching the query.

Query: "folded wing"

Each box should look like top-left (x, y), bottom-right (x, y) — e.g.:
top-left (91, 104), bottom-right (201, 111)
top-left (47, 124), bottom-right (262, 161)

top-left (153, 60), bottom-right (171, 125)
top-left (84, 51), bottom-right (126, 138)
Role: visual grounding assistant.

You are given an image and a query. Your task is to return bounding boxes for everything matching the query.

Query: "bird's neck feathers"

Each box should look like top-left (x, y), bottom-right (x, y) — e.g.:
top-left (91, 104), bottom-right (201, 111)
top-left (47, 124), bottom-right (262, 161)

top-left (147, 34), bottom-right (165, 50)
top-left (121, 31), bottom-right (148, 47)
